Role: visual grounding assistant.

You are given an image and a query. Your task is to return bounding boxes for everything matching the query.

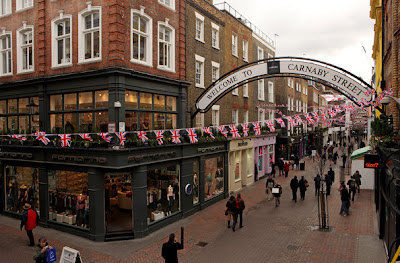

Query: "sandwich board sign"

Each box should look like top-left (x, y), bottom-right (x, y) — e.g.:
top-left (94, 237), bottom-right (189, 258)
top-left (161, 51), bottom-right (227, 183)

top-left (60, 246), bottom-right (83, 263)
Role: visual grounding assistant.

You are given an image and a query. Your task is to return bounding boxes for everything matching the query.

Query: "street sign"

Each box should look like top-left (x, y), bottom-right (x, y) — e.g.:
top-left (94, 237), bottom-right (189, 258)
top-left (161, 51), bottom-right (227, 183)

top-left (60, 246), bottom-right (83, 263)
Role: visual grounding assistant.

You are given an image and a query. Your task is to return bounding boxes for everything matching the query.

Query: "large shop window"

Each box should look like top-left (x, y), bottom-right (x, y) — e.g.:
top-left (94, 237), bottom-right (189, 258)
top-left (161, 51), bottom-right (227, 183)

top-left (269, 145), bottom-right (274, 164)
top-left (0, 97), bottom-right (39, 133)
top-left (234, 152), bottom-right (240, 181)
top-left (205, 156), bottom-right (224, 199)
top-left (125, 91), bottom-right (177, 131)
top-left (193, 161), bottom-right (199, 204)
top-left (49, 90), bottom-right (108, 133)
top-left (5, 166), bottom-right (39, 214)
top-left (48, 170), bottom-right (89, 229)
top-left (147, 165), bottom-right (180, 223)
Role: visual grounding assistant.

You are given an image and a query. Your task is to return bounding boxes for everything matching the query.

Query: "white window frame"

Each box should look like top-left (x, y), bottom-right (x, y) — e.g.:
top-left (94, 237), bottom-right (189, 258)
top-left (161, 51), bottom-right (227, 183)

top-left (16, 0), bottom-right (33, 12)
top-left (16, 25), bottom-right (34, 74)
top-left (212, 105), bottom-right (220, 126)
top-left (291, 98), bottom-right (294, 111)
top-left (258, 79), bottom-right (264, 101)
top-left (211, 61), bottom-right (219, 82)
top-left (258, 108), bottom-right (264, 122)
top-left (195, 12), bottom-right (204, 43)
top-left (313, 92), bottom-right (318, 103)
top-left (232, 88), bottom-right (238, 96)
top-left (195, 54), bottom-right (205, 88)
top-left (158, 0), bottom-right (175, 11)
top-left (288, 98), bottom-right (291, 112)
top-left (232, 32), bottom-right (238, 57)
top-left (51, 15), bottom-right (73, 69)
top-left (157, 21), bottom-right (175, 72)
top-left (211, 22), bottom-right (219, 50)
top-left (243, 110), bottom-right (248, 123)
top-left (195, 113), bottom-right (204, 128)
top-left (268, 81), bottom-right (274, 103)
top-left (78, 6), bottom-right (102, 64)
top-left (131, 8), bottom-right (153, 67)
top-left (0, 0), bottom-right (11, 17)
top-left (257, 46), bottom-right (264, 61)
top-left (268, 53), bottom-right (273, 58)
top-left (0, 32), bottom-right (12, 77)
top-left (232, 109), bottom-right (238, 125)
top-left (243, 40), bottom-right (248, 62)
top-left (306, 87), bottom-right (308, 95)
top-left (243, 83), bottom-right (248, 98)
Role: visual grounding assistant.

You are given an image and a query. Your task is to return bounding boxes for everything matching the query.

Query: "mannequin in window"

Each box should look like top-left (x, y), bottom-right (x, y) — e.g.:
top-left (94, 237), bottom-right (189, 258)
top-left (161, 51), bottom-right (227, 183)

top-left (77, 191), bottom-right (87, 228)
top-left (167, 185), bottom-right (174, 215)
top-left (206, 173), bottom-right (213, 197)
top-left (193, 173), bottom-right (198, 197)
top-left (17, 185), bottom-right (28, 213)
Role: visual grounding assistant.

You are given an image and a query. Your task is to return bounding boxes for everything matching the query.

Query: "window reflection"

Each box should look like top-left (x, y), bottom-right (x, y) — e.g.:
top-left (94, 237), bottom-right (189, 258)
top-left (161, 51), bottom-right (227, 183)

top-left (95, 90), bottom-right (108, 109)
top-left (125, 91), bottom-right (138, 108)
top-left (140, 93), bottom-right (152, 109)
top-left (79, 112), bottom-right (93, 132)
top-left (18, 98), bottom-right (29, 114)
top-left (95, 111), bottom-right (108, 132)
top-left (64, 93), bottom-right (77, 110)
top-left (8, 99), bottom-right (17, 113)
top-left (79, 92), bottom-right (93, 109)
top-left (50, 95), bottom-right (62, 111)
top-left (125, 112), bottom-right (138, 131)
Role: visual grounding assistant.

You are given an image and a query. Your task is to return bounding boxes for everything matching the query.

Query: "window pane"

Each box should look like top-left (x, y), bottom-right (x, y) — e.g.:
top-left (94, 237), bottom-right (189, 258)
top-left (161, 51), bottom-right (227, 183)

top-left (18, 115), bottom-right (29, 133)
top-left (140, 36), bottom-right (146, 61)
top-left (64, 113), bottom-right (77, 133)
top-left (79, 112), bottom-right (93, 132)
top-left (85, 14), bottom-right (92, 29)
top-left (0, 100), bottom-right (6, 114)
top-left (93, 12), bottom-right (100, 28)
top-left (139, 93), bottom-right (152, 109)
top-left (154, 95), bottom-right (165, 110)
top-left (65, 20), bottom-right (70, 34)
top-left (93, 31), bottom-right (100, 58)
top-left (84, 33), bottom-right (92, 59)
top-left (95, 111), bottom-right (108, 132)
top-left (140, 112), bottom-right (152, 131)
top-left (8, 99), bottom-right (17, 113)
top-left (50, 114), bottom-right (62, 134)
top-left (65, 38), bottom-right (71, 63)
top-left (154, 113), bottom-right (165, 130)
top-left (64, 93), bottom-right (77, 110)
top-left (166, 96), bottom-right (176, 111)
top-left (166, 114), bottom-right (177, 129)
top-left (205, 156), bottom-right (224, 199)
top-left (125, 111), bottom-right (138, 131)
top-left (132, 33), bottom-right (139, 60)
top-left (95, 90), bottom-right (108, 109)
top-left (125, 91), bottom-right (138, 108)
top-left (57, 39), bottom-right (63, 64)
top-left (57, 22), bottom-right (64, 36)
top-left (132, 15), bottom-right (139, 30)
top-left (0, 117), bottom-right (6, 132)
top-left (79, 92), bottom-right (93, 109)
top-left (8, 116), bottom-right (17, 131)
top-left (18, 98), bottom-right (29, 113)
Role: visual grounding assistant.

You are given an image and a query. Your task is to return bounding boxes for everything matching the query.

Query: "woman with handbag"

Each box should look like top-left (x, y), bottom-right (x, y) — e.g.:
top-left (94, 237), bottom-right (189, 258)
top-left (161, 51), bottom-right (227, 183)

top-left (225, 196), bottom-right (235, 229)
top-left (273, 182), bottom-right (282, 207)
top-left (298, 176), bottom-right (308, 200)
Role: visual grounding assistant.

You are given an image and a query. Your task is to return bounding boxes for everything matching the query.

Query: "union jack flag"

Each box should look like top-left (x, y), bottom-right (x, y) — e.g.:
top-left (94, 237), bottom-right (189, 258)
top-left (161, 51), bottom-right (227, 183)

top-left (384, 89), bottom-right (394, 96)
top-left (348, 104), bottom-right (355, 112)
top-left (229, 125), bottom-right (241, 139)
top-left (170, 129), bottom-right (181, 144)
top-left (217, 126), bottom-right (228, 138)
top-left (201, 127), bottom-right (215, 139)
top-left (186, 128), bottom-right (198, 144)
top-left (116, 132), bottom-right (127, 146)
top-left (285, 116), bottom-right (296, 127)
top-left (334, 105), bottom-right (342, 113)
top-left (320, 111), bottom-right (327, 121)
top-left (252, 122), bottom-right (261, 135)
top-left (304, 113), bottom-right (315, 125)
top-left (294, 115), bottom-right (302, 125)
top-left (97, 133), bottom-right (112, 143)
top-left (364, 89), bottom-right (376, 95)
top-left (339, 116), bottom-right (345, 122)
top-left (58, 134), bottom-right (72, 147)
top-left (33, 132), bottom-right (50, 145)
top-left (136, 131), bottom-right (148, 143)
top-left (79, 133), bottom-right (92, 141)
top-left (312, 111), bottom-right (319, 120)
top-left (328, 108), bottom-right (336, 118)
top-left (265, 120), bottom-right (275, 132)
top-left (9, 134), bottom-right (27, 141)
top-left (241, 123), bottom-right (249, 137)
top-left (275, 118), bottom-right (285, 128)
top-left (154, 130), bottom-right (165, 145)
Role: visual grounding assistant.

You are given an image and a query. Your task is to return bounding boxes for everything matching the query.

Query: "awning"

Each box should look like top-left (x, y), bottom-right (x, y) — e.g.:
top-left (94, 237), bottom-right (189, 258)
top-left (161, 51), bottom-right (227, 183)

top-left (351, 146), bottom-right (371, 160)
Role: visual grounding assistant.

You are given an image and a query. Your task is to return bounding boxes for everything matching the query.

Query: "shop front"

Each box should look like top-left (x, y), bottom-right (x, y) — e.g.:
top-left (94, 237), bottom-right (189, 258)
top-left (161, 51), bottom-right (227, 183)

top-left (228, 138), bottom-right (254, 193)
top-left (253, 135), bottom-right (276, 180)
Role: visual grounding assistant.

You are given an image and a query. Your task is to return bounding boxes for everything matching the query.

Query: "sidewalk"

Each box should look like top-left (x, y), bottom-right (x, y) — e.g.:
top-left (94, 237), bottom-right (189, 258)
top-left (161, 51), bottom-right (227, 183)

top-left (0, 156), bottom-right (386, 263)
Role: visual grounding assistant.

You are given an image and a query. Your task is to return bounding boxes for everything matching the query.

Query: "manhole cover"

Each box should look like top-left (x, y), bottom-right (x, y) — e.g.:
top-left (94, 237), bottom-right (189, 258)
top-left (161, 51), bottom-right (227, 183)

top-left (196, 241), bottom-right (208, 247)
top-left (287, 245), bottom-right (299, 251)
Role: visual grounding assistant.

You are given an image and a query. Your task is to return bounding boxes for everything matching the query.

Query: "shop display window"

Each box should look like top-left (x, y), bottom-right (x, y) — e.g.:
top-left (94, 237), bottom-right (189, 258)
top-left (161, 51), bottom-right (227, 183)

top-left (154, 113), bottom-right (165, 130)
top-left (18, 98), bottom-right (29, 113)
top-left (147, 165), bottom-right (180, 223)
top-left (0, 117), bottom-right (6, 132)
top-left (95, 111), bottom-right (108, 132)
top-left (154, 95), bottom-right (165, 110)
top-left (64, 93), bottom-right (77, 110)
top-left (235, 152), bottom-right (240, 180)
top-left (140, 92), bottom-right (152, 109)
top-left (48, 170), bottom-right (89, 229)
top-left (79, 92), bottom-right (93, 109)
top-left (269, 145), bottom-right (274, 164)
top-left (125, 112), bottom-right (138, 131)
top-left (50, 94), bottom-right (62, 111)
top-left (8, 99), bottom-right (17, 113)
top-left (140, 112), bottom-right (152, 131)
top-left (125, 91), bottom-right (138, 109)
top-left (204, 156), bottom-right (224, 199)
top-left (95, 90), bottom-right (108, 109)
top-left (0, 100), bottom-right (6, 114)
top-left (5, 166), bottom-right (39, 214)
top-left (193, 161), bottom-right (199, 204)
top-left (247, 149), bottom-right (252, 177)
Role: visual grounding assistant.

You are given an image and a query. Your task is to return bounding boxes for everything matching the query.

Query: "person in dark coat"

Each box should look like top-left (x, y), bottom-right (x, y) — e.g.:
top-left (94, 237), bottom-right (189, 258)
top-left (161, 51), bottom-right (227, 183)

top-left (232, 194), bottom-right (245, 232)
top-left (324, 174), bottom-right (332, 195)
top-left (328, 167), bottom-right (335, 183)
top-left (290, 176), bottom-right (299, 202)
top-left (341, 153), bottom-right (347, 168)
top-left (295, 156), bottom-right (300, 170)
top-left (20, 203), bottom-right (39, 246)
top-left (333, 152), bottom-right (338, 164)
top-left (225, 196), bottom-right (235, 229)
top-left (298, 176), bottom-right (308, 200)
top-left (278, 158), bottom-right (284, 176)
top-left (352, 170), bottom-right (362, 194)
top-left (33, 236), bottom-right (53, 263)
top-left (314, 174), bottom-right (321, 196)
top-left (273, 182), bottom-right (282, 207)
top-left (339, 183), bottom-right (350, 216)
top-left (162, 233), bottom-right (183, 263)
top-left (347, 178), bottom-right (357, 202)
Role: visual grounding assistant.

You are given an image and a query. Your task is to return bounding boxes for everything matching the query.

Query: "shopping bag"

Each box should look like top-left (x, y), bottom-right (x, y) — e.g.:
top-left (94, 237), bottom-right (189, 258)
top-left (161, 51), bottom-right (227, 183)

top-left (46, 247), bottom-right (57, 263)
top-left (272, 188), bottom-right (280, 194)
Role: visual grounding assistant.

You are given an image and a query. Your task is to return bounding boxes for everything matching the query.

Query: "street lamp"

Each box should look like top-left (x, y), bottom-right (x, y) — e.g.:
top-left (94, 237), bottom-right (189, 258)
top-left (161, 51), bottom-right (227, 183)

top-left (26, 99), bottom-right (38, 133)
top-left (382, 95), bottom-right (400, 105)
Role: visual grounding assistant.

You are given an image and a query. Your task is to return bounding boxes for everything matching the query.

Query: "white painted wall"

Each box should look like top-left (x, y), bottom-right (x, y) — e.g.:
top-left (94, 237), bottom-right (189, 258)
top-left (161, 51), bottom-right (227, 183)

top-left (351, 159), bottom-right (375, 190)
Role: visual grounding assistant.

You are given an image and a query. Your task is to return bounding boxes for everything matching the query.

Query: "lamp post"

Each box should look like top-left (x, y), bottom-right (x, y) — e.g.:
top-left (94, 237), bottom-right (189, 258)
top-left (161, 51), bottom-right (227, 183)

top-left (26, 99), bottom-right (38, 133)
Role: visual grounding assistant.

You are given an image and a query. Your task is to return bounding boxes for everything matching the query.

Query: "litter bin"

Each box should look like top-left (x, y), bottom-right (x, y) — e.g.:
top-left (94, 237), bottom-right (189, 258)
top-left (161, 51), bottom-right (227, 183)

top-left (300, 162), bottom-right (305, 170)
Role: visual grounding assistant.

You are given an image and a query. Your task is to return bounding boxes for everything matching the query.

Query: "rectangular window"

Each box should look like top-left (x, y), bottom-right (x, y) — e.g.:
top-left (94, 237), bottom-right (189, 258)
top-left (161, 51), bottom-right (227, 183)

top-left (243, 40), bottom-right (248, 61)
top-left (193, 161), bottom-right (199, 204)
top-left (166, 96), bottom-right (177, 111)
top-left (232, 109), bottom-right (238, 124)
top-left (158, 0), bottom-right (175, 10)
top-left (154, 113), bottom-right (165, 130)
top-left (131, 11), bottom-right (152, 66)
top-left (195, 12), bottom-right (204, 42)
top-left (125, 111), bottom-right (138, 131)
top-left (141, 111), bottom-right (153, 130)
top-left (258, 79), bottom-right (264, 101)
top-left (166, 113), bottom-right (177, 129)
top-left (0, 0), bottom-right (11, 16)
top-left (211, 61), bottom-right (219, 82)
top-left (64, 93), bottom-right (77, 110)
top-left (140, 93), bottom-right (152, 109)
top-left (126, 91), bottom-right (138, 108)
top-left (158, 24), bottom-right (174, 71)
top-left (268, 81), bottom-right (274, 102)
top-left (258, 108), bottom-right (264, 122)
top-left (212, 105), bottom-right (219, 126)
top-left (79, 92), bottom-right (93, 109)
top-left (52, 18), bottom-right (72, 67)
top-left (79, 112), bottom-right (93, 132)
top-left (0, 34), bottom-right (12, 75)
top-left (291, 98), bottom-right (294, 111)
top-left (243, 83), bottom-right (248, 97)
top-left (154, 94), bottom-right (165, 110)
top-left (258, 47), bottom-right (264, 61)
top-left (95, 90), bottom-right (108, 109)
top-left (195, 113), bottom-right (204, 127)
top-left (16, 0), bottom-right (33, 11)
top-left (19, 29), bottom-right (33, 72)
top-left (83, 12), bottom-right (100, 60)
top-left (205, 156), bottom-right (224, 199)
top-left (288, 97), bottom-right (291, 112)
top-left (232, 33), bottom-right (238, 57)
top-left (313, 92), bottom-right (318, 103)
top-left (211, 23), bottom-right (219, 49)
top-left (195, 54), bottom-right (205, 88)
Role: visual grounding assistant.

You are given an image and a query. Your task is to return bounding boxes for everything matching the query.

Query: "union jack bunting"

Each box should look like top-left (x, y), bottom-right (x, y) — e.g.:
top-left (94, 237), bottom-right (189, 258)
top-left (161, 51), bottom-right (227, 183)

top-left (285, 116), bottom-right (296, 127)
top-left (97, 133), bottom-right (112, 142)
top-left (265, 120), bottom-right (275, 132)
top-left (294, 115), bottom-right (302, 125)
top-left (186, 128), bottom-right (198, 144)
top-left (328, 108), bottom-right (336, 118)
top-left (58, 134), bottom-right (72, 147)
top-left (320, 111), bottom-right (327, 121)
top-left (116, 132), bottom-right (127, 146)
top-left (79, 133), bottom-right (92, 141)
top-left (304, 113), bottom-right (315, 125)
top-left (154, 130), bottom-right (165, 145)
top-left (339, 116), bottom-right (345, 122)
top-left (311, 111), bottom-right (319, 121)
top-left (170, 129), bottom-right (181, 144)
top-left (9, 134), bottom-right (27, 141)
top-left (136, 131), bottom-right (148, 143)
top-left (275, 118), bottom-right (285, 128)
top-left (33, 132), bottom-right (50, 145)
top-left (347, 104), bottom-right (355, 112)
top-left (384, 89), bottom-right (394, 96)
top-left (252, 122), bottom-right (261, 135)
top-left (228, 125), bottom-right (241, 139)
top-left (217, 126), bottom-right (229, 138)
top-left (364, 89), bottom-right (376, 95)
top-left (201, 127), bottom-right (215, 139)
top-left (241, 123), bottom-right (249, 137)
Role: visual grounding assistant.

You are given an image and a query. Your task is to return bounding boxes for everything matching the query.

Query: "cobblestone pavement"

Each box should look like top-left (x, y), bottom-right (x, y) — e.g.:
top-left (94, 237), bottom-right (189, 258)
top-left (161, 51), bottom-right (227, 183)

top-left (0, 156), bottom-right (386, 263)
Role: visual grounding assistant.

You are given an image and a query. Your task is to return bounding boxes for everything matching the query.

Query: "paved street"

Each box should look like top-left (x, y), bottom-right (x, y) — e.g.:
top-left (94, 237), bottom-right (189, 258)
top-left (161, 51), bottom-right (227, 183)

top-left (0, 157), bottom-right (386, 263)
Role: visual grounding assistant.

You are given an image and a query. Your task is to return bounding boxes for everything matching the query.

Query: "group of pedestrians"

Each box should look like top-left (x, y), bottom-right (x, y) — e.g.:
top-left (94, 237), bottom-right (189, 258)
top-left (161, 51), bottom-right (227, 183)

top-left (290, 176), bottom-right (309, 202)
top-left (225, 193), bottom-right (245, 232)
top-left (338, 170), bottom-right (363, 217)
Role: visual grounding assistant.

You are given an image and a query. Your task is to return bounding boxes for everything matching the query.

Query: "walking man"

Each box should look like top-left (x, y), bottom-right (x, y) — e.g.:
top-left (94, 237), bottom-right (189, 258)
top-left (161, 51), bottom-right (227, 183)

top-left (341, 153), bottom-right (347, 168)
top-left (273, 182), bottom-right (283, 207)
top-left (232, 194), bottom-right (245, 232)
top-left (266, 175), bottom-right (275, 201)
top-left (284, 161), bottom-right (290, 178)
top-left (314, 174), bottom-right (321, 196)
top-left (298, 176), bottom-right (308, 200)
top-left (20, 203), bottom-right (39, 246)
top-left (352, 170), bottom-right (362, 194)
top-left (290, 176), bottom-right (299, 203)
top-left (347, 177), bottom-right (357, 202)
top-left (339, 183), bottom-right (350, 216)
top-left (162, 233), bottom-right (183, 263)
top-left (278, 158), bottom-right (284, 177)
top-left (324, 174), bottom-right (332, 195)
top-left (328, 167), bottom-right (335, 183)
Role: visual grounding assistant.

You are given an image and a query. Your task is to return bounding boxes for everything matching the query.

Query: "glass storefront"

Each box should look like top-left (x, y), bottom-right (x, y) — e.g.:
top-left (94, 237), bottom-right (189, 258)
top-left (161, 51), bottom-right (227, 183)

top-left (147, 165), bottom-right (180, 223)
top-left (48, 170), bottom-right (89, 229)
top-left (193, 161), bottom-right (199, 204)
top-left (234, 152), bottom-right (240, 180)
top-left (5, 166), bottom-right (39, 214)
top-left (247, 149), bottom-right (252, 177)
top-left (0, 97), bottom-right (39, 133)
top-left (204, 156), bottom-right (224, 199)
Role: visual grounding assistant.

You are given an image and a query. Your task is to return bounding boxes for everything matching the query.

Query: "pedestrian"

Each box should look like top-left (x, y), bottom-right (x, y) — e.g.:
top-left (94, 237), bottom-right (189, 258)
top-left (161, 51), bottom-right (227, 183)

top-left (284, 161), bottom-right (290, 177)
top-left (341, 153), bottom-right (347, 168)
top-left (162, 233), bottom-right (183, 263)
top-left (324, 174), bottom-right (332, 195)
top-left (33, 236), bottom-right (53, 263)
top-left (352, 170), bottom-right (362, 194)
top-left (360, 141), bottom-right (366, 148)
top-left (273, 182), bottom-right (282, 207)
top-left (225, 196), bottom-right (235, 229)
top-left (339, 182), bottom-right (350, 216)
top-left (347, 177), bottom-right (357, 202)
top-left (20, 203), bottom-right (39, 246)
top-left (266, 175), bottom-right (275, 201)
top-left (232, 194), bottom-right (245, 231)
top-left (271, 162), bottom-right (276, 178)
top-left (328, 167), bottom-right (335, 183)
top-left (278, 158), bottom-right (284, 177)
top-left (314, 174), bottom-right (321, 196)
top-left (333, 152), bottom-right (338, 164)
top-left (298, 176), bottom-right (308, 200)
top-left (322, 152), bottom-right (326, 165)
top-left (290, 176), bottom-right (299, 203)
top-left (290, 154), bottom-right (295, 170)
top-left (295, 155), bottom-right (300, 170)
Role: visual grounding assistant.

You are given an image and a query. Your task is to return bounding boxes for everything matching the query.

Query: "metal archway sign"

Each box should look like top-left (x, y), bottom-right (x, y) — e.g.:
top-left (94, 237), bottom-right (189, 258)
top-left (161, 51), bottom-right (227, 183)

top-left (194, 57), bottom-right (373, 115)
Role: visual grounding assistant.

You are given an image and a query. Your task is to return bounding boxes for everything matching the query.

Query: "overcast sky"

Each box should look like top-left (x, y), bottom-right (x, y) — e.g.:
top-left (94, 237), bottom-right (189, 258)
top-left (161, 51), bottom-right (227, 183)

top-left (220, 0), bottom-right (375, 83)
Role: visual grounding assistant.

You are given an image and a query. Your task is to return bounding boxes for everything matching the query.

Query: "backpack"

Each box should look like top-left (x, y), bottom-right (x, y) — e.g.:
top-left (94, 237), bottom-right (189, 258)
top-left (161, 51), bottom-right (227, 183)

top-left (349, 180), bottom-right (355, 188)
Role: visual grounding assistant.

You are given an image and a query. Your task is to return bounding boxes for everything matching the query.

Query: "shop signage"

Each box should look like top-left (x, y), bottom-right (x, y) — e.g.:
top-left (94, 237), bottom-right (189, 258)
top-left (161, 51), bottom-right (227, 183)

top-left (197, 146), bottom-right (225, 153)
top-left (51, 154), bottom-right (107, 164)
top-left (0, 151), bottom-right (33, 159)
top-left (184, 184), bottom-right (192, 195)
top-left (364, 154), bottom-right (380, 168)
top-left (60, 246), bottom-right (82, 263)
top-left (238, 141), bottom-right (248, 147)
top-left (128, 151), bottom-right (176, 163)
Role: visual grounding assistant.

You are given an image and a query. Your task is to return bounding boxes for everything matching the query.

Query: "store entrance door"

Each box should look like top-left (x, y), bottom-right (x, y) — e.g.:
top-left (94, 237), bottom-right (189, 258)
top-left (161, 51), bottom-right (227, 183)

top-left (104, 173), bottom-right (133, 234)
